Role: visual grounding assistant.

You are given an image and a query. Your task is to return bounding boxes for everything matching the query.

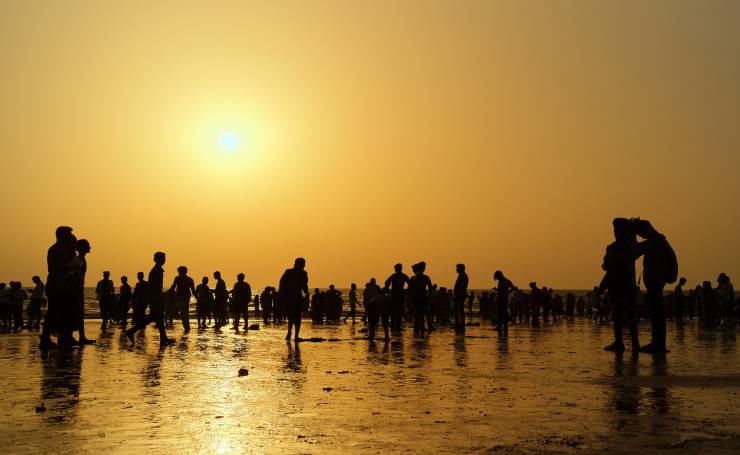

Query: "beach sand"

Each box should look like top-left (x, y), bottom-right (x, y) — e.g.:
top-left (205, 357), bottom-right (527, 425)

top-left (1, 318), bottom-right (739, 453)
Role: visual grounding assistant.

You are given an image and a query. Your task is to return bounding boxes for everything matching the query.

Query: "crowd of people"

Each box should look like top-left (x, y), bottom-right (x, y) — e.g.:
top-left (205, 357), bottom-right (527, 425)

top-left (0, 224), bottom-right (738, 351)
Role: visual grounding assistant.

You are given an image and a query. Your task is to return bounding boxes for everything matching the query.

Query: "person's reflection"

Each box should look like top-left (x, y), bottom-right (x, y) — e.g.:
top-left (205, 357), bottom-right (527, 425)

top-left (496, 334), bottom-right (509, 369)
top-left (649, 355), bottom-right (669, 414)
top-left (390, 338), bottom-right (405, 366)
top-left (143, 350), bottom-right (164, 394)
top-left (367, 340), bottom-right (391, 365)
top-left (453, 336), bottom-right (467, 368)
top-left (40, 350), bottom-right (83, 423)
top-left (611, 352), bottom-right (640, 419)
top-left (280, 342), bottom-right (305, 389)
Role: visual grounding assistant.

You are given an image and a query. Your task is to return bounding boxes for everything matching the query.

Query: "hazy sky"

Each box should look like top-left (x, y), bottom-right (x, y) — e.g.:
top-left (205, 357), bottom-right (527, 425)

top-left (1, 1), bottom-right (738, 289)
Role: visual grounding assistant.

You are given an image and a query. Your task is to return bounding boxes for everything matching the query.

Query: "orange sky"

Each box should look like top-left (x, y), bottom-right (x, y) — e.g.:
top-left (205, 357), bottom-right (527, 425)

top-left (1, 1), bottom-right (739, 289)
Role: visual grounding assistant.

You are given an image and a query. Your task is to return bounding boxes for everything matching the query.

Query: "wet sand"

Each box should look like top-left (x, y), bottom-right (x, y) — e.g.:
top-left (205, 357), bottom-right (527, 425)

top-left (1, 319), bottom-right (739, 454)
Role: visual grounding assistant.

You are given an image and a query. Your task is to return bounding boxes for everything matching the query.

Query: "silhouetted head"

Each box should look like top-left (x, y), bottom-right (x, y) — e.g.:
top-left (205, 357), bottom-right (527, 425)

top-left (493, 270), bottom-right (504, 281)
top-left (394, 263), bottom-right (402, 272)
top-left (202, 277), bottom-right (209, 284)
top-left (370, 278), bottom-right (377, 285)
top-left (314, 288), bottom-right (320, 293)
top-left (76, 239), bottom-right (91, 255)
top-left (718, 273), bottom-right (729, 283)
top-left (612, 218), bottom-right (634, 241)
top-left (329, 284), bottom-right (335, 290)
top-left (679, 277), bottom-right (687, 285)
top-left (632, 218), bottom-right (660, 239)
top-left (103, 271), bottom-right (110, 279)
top-left (137, 271), bottom-right (144, 281)
top-left (0, 283), bottom-right (5, 289)
top-left (153, 252), bottom-right (166, 266)
top-left (177, 266), bottom-right (187, 275)
top-left (351, 283), bottom-right (357, 289)
top-left (121, 276), bottom-right (128, 284)
top-left (237, 273), bottom-right (245, 282)
top-left (294, 257), bottom-right (306, 270)
top-left (529, 282), bottom-right (537, 289)
top-left (32, 276), bottom-right (40, 284)
top-left (214, 271), bottom-right (221, 279)
top-left (55, 226), bottom-right (73, 241)
top-left (593, 286), bottom-right (599, 292)
top-left (456, 264), bottom-right (465, 273)
top-left (11, 281), bottom-right (21, 290)
top-left (702, 281), bottom-right (712, 290)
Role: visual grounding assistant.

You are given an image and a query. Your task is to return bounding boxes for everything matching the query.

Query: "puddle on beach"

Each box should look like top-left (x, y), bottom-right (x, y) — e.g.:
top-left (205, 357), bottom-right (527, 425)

top-left (1, 319), bottom-right (739, 453)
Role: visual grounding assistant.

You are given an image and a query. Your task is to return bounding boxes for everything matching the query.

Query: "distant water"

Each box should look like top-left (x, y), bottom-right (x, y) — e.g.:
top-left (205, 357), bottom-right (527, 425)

top-left (77, 288), bottom-right (592, 319)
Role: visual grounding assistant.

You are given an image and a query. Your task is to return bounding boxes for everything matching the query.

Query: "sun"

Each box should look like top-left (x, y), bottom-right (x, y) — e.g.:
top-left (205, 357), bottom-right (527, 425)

top-left (218, 131), bottom-right (240, 151)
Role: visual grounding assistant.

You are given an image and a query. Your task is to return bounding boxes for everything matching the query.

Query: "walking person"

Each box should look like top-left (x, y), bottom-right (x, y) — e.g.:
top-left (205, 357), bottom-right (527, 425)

top-left (125, 252), bottom-right (175, 347)
top-left (170, 266), bottom-right (196, 333)
top-left (39, 226), bottom-right (78, 349)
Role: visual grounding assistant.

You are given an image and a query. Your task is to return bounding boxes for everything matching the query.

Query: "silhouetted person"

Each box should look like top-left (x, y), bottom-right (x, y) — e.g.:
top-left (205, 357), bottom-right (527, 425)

top-left (40, 226), bottom-right (78, 349)
top-left (467, 291), bottom-right (475, 317)
top-left (73, 239), bottom-right (95, 345)
top-left (493, 271), bottom-right (513, 334)
top-left (0, 283), bottom-right (8, 330)
top-left (261, 287), bottom-right (274, 324)
top-left (633, 219), bottom-right (677, 354)
top-left (96, 271), bottom-right (115, 330)
top-left (27, 276), bottom-right (45, 330)
top-left (213, 271), bottom-right (228, 327)
top-left (195, 277), bottom-right (213, 329)
top-left (385, 263), bottom-right (409, 333)
top-left (529, 282), bottom-right (541, 327)
top-left (348, 283), bottom-right (358, 324)
top-left (367, 288), bottom-right (391, 342)
top-left (119, 276), bottom-right (132, 327)
top-left (717, 273), bottom-right (735, 326)
top-left (600, 218), bottom-right (641, 352)
top-left (170, 266), bottom-right (196, 333)
top-left (363, 278), bottom-right (382, 324)
top-left (324, 285), bottom-right (343, 322)
top-left (672, 277), bottom-right (687, 328)
top-left (408, 261), bottom-right (433, 336)
top-left (8, 281), bottom-right (26, 331)
top-left (231, 273), bottom-right (252, 330)
top-left (453, 264), bottom-right (468, 333)
top-left (131, 272), bottom-right (148, 327)
top-left (279, 257), bottom-right (309, 342)
top-left (125, 252), bottom-right (175, 347)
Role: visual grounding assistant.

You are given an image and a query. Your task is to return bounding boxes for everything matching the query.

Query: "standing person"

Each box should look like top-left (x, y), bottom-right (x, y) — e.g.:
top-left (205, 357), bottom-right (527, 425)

top-left (673, 277), bottom-right (687, 328)
top-left (493, 271), bottom-right (514, 334)
top-left (131, 272), bottom-right (148, 327)
top-left (231, 273), bottom-right (252, 330)
top-left (717, 273), bottom-right (735, 326)
top-left (118, 276), bottom-right (132, 327)
top-left (362, 278), bottom-right (382, 324)
top-left (385, 264), bottom-right (409, 333)
top-left (213, 271), bottom-right (228, 328)
top-left (72, 239), bottom-right (95, 345)
top-left (599, 218), bottom-right (642, 352)
top-left (347, 283), bottom-right (359, 324)
top-left (170, 266), bottom-right (196, 333)
top-left (27, 276), bottom-right (45, 330)
top-left (279, 257), bottom-right (309, 342)
top-left (8, 281), bottom-right (27, 331)
top-left (125, 252), bottom-right (175, 347)
top-left (408, 262), bottom-right (433, 336)
top-left (633, 219), bottom-right (677, 355)
top-left (95, 271), bottom-right (115, 330)
top-left (0, 283), bottom-right (9, 330)
top-left (453, 264), bottom-right (468, 334)
top-left (260, 287), bottom-right (273, 324)
top-left (195, 277), bottom-right (212, 329)
top-left (40, 226), bottom-right (78, 349)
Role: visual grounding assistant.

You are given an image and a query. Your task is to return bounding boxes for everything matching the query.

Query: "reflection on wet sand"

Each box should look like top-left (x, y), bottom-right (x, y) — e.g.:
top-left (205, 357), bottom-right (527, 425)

top-left (1, 319), bottom-right (739, 453)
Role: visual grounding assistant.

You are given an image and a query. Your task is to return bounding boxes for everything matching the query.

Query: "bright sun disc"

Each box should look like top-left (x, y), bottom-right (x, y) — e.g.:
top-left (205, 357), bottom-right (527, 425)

top-left (218, 132), bottom-right (240, 151)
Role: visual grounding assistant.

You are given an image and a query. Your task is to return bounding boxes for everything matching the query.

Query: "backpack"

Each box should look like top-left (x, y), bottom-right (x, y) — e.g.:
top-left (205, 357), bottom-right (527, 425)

top-left (661, 241), bottom-right (679, 284)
